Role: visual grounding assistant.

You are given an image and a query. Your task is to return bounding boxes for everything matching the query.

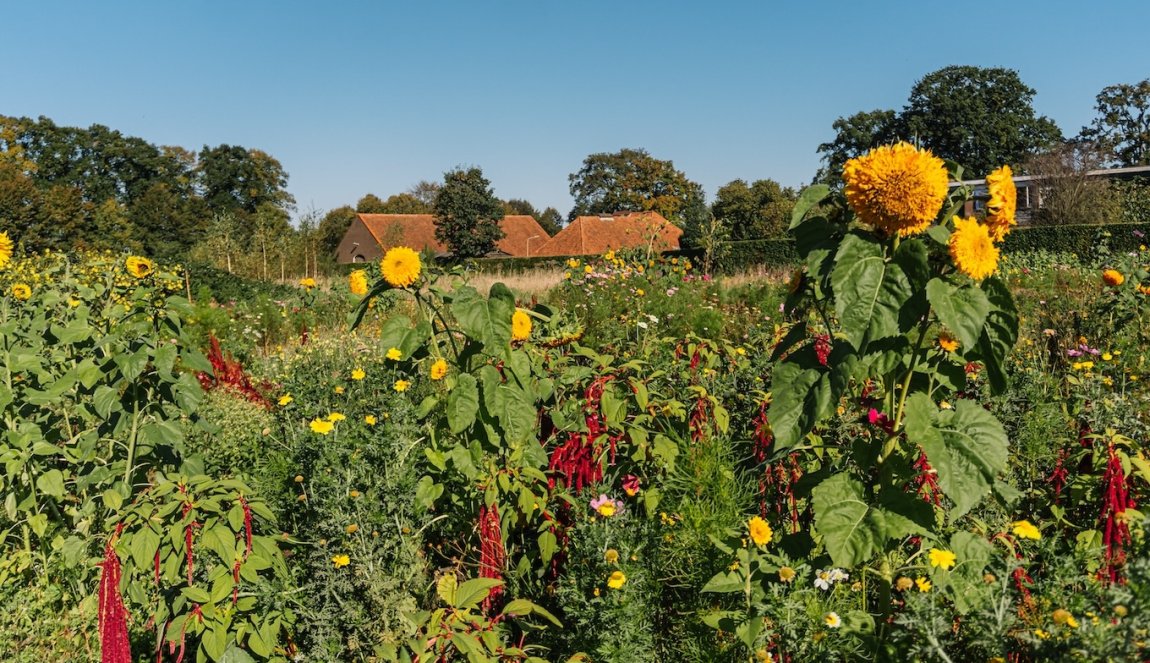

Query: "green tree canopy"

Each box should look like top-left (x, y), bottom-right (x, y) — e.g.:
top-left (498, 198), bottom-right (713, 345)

top-left (197, 144), bottom-right (295, 219)
top-left (901, 66), bottom-right (1062, 177)
top-left (815, 109), bottom-right (901, 185)
top-left (356, 193), bottom-right (387, 213)
top-left (317, 205), bottom-right (359, 255)
top-left (816, 66), bottom-right (1063, 181)
top-left (537, 206), bottom-right (563, 236)
top-left (433, 167), bottom-right (505, 259)
top-left (567, 148), bottom-right (704, 224)
top-left (711, 178), bottom-right (798, 240)
top-left (380, 193), bottom-right (432, 214)
top-left (1080, 78), bottom-right (1150, 167)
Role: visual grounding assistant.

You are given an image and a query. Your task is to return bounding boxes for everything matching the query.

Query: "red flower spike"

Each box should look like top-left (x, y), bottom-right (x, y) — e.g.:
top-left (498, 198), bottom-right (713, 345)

top-left (99, 524), bottom-right (132, 663)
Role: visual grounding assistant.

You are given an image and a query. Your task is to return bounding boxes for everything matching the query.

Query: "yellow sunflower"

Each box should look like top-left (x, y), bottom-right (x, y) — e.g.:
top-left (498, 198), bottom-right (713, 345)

top-left (842, 142), bottom-right (949, 237)
top-left (747, 516), bottom-right (773, 547)
top-left (984, 165), bottom-right (1016, 242)
top-left (125, 256), bottom-right (155, 278)
top-left (937, 331), bottom-right (959, 353)
top-left (1102, 269), bottom-right (1125, 287)
top-left (381, 246), bottom-right (421, 288)
top-left (430, 358), bottom-right (448, 381)
top-left (348, 269), bottom-right (368, 296)
top-left (11, 283), bottom-right (31, 300)
top-left (511, 310), bottom-right (532, 342)
top-left (0, 232), bottom-right (12, 269)
top-left (948, 216), bottom-right (999, 281)
top-left (299, 277), bottom-right (316, 289)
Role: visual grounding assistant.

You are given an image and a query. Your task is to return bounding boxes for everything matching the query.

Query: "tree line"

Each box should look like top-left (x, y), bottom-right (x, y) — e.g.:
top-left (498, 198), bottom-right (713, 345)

top-left (2, 67), bottom-right (1147, 277)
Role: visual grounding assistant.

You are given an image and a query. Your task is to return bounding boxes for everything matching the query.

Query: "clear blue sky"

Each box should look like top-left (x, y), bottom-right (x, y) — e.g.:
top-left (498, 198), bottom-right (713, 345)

top-left (2, 1), bottom-right (1147, 221)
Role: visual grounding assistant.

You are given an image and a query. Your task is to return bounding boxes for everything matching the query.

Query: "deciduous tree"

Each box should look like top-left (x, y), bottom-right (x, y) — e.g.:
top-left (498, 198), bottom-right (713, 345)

top-left (567, 148), bottom-right (704, 223)
top-left (433, 167), bottom-right (505, 258)
top-left (1080, 78), bottom-right (1150, 167)
top-left (711, 178), bottom-right (798, 240)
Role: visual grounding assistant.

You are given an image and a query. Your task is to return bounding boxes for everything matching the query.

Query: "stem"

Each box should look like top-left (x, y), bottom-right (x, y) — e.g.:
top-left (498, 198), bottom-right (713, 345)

top-left (123, 396), bottom-right (141, 487)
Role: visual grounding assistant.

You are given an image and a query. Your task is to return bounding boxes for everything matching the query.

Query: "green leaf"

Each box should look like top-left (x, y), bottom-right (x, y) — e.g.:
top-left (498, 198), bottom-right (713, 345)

top-left (115, 348), bottom-right (150, 382)
top-left (926, 278), bottom-right (991, 350)
top-left (701, 570), bottom-right (745, 594)
top-left (454, 577), bottom-right (503, 610)
top-left (414, 476), bottom-right (443, 510)
top-left (767, 360), bottom-right (842, 449)
top-left (790, 184), bottom-right (831, 229)
top-left (129, 527), bottom-right (161, 570)
top-left (538, 530), bottom-right (557, 564)
top-left (36, 469), bottom-right (66, 498)
top-left (447, 374), bottom-right (479, 434)
top-left (812, 474), bottom-right (921, 568)
top-left (183, 586), bottom-right (212, 603)
top-left (492, 382), bottom-right (537, 446)
top-left (93, 386), bottom-right (120, 419)
top-left (831, 232), bottom-right (911, 350)
top-left (905, 394), bottom-right (1008, 521)
top-left (451, 287), bottom-right (513, 350)
top-left (201, 623), bottom-right (229, 661)
top-left (976, 276), bottom-right (1018, 395)
top-left (436, 574), bottom-right (458, 605)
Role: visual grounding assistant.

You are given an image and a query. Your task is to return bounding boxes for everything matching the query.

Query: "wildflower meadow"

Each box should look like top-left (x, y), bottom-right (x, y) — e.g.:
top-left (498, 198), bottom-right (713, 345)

top-left (4, 143), bottom-right (1150, 662)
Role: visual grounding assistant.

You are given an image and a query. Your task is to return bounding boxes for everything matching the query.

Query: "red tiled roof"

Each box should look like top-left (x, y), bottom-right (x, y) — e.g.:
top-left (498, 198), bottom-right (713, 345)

top-left (532, 211), bottom-right (681, 257)
top-left (355, 214), bottom-right (550, 257)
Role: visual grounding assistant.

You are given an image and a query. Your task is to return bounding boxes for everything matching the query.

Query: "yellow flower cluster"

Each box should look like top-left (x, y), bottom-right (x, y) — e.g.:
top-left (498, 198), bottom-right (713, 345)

top-left (349, 269), bottom-right (368, 296)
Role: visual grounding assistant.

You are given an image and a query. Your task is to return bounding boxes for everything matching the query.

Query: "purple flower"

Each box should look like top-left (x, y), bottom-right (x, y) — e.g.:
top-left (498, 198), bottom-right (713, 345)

top-left (1067, 349), bottom-right (1083, 357)
top-left (1135, 229), bottom-right (1145, 238)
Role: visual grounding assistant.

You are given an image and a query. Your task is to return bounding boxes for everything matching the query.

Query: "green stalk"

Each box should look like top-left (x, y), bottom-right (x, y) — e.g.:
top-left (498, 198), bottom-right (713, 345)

top-left (123, 397), bottom-right (141, 487)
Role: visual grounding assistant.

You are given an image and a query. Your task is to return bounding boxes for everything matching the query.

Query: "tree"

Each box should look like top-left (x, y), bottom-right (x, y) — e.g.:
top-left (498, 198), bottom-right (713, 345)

top-left (197, 145), bottom-right (295, 221)
top-left (815, 109), bottom-right (901, 185)
top-left (407, 180), bottom-right (441, 207)
top-left (901, 66), bottom-right (1062, 177)
top-left (317, 205), bottom-right (358, 256)
top-left (1080, 78), bottom-right (1150, 167)
top-left (356, 193), bottom-right (387, 213)
top-left (503, 198), bottom-right (539, 218)
top-left (537, 207), bottom-right (563, 236)
top-left (567, 148), bottom-right (705, 223)
top-left (379, 193), bottom-right (431, 214)
top-left (711, 179), bottom-right (798, 240)
top-left (433, 167), bottom-right (505, 258)
top-left (1025, 142), bottom-right (1121, 226)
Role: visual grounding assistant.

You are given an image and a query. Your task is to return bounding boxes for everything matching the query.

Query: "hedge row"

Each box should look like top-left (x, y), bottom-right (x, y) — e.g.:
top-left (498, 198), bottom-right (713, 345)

top-left (327, 221), bottom-right (1150, 277)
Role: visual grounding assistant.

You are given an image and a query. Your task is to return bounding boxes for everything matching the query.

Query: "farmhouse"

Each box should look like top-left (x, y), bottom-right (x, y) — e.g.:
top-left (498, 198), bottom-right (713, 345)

top-left (531, 211), bottom-right (682, 257)
top-left (335, 214), bottom-right (551, 263)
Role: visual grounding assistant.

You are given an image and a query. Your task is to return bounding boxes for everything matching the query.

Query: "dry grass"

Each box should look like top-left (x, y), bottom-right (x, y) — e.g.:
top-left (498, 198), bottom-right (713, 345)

top-left (717, 264), bottom-right (792, 288)
top-left (462, 268), bottom-right (567, 300)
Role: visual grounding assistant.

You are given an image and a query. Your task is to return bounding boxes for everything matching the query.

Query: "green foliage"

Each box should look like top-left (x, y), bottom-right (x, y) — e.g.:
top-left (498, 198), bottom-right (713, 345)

top-left (434, 166), bottom-right (506, 259)
top-left (1079, 78), bottom-right (1150, 167)
top-left (567, 148), bottom-right (705, 224)
top-left (711, 178), bottom-right (799, 241)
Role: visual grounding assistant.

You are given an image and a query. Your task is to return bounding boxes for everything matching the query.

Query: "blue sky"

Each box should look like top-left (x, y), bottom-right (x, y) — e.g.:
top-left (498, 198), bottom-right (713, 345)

top-left (2, 1), bottom-right (1147, 220)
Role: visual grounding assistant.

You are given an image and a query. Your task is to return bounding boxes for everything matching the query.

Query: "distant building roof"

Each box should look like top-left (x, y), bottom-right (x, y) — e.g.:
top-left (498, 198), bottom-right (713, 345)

top-left (532, 211), bottom-right (681, 257)
top-left (335, 214), bottom-right (550, 263)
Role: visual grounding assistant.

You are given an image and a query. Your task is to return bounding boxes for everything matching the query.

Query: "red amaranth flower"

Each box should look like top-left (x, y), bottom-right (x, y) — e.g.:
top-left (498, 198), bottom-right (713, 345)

top-left (1100, 444), bottom-right (1133, 585)
top-left (813, 334), bottom-right (831, 366)
top-left (196, 335), bottom-right (272, 408)
top-left (98, 524), bottom-right (132, 663)
top-left (479, 502), bottom-right (505, 613)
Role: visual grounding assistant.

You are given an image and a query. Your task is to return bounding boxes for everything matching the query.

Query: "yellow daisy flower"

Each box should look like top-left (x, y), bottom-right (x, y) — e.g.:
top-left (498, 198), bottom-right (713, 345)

top-left (928, 548), bottom-right (956, 570)
top-left (386, 347), bottom-right (402, 361)
top-left (1011, 520), bottom-right (1041, 540)
top-left (607, 570), bottom-right (627, 589)
top-left (310, 419), bottom-right (334, 435)
top-left (278, 394), bottom-right (293, 406)
top-left (351, 368), bottom-right (366, 380)
top-left (430, 358), bottom-right (448, 381)
top-left (331, 554), bottom-right (350, 568)
top-left (394, 379), bottom-right (411, 393)
top-left (364, 415), bottom-right (377, 425)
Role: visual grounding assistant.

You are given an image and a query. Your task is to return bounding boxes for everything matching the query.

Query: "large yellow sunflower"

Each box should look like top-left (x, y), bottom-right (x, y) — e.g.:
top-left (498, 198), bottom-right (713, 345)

top-left (843, 142), bottom-right (950, 237)
top-left (381, 247), bottom-right (421, 288)
top-left (0, 232), bottom-right (12, 269)
top-left (949, 216), bottom-right (999, 281)
top-left (348, 269), bottom-right (368, 296)
top-left (511, 310), bottom-right (532, 341)
top-left (11, 283), bottom-right (31, 301)
top-left (984, 165), bottom-right (1016, 242)
top-left (125, 255), bottom-right (155, 278)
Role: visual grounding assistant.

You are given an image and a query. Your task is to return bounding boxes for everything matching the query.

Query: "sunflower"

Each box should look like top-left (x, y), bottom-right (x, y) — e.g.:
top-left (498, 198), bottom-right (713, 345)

top-left (348, 269), bottom-right (368, 296)
top-left (430, 358), bottom-right (448, 381)
top-left (299, 277), bottom-right (316, 289)
top-left (0, 232), bottom-right (12, 269)
top-left (1102, 269), bottom-right (1125, 287)
top-left (949, 216), bottom-right (999, 281)
top-left (511, 310), bottom-right (532, 342)
top-left (381, 246), bottom-right (421, 288)
top-left (984, 165), bottom-right (1016, 242)
top-left (747, 516), bottom-right (773, 547)
top-left (842, 142), bottom-right (949, 237)
top-left (125, 256), bottom-right (155, 278)
top-left (937, 331), bottom-right (959, 353)
top-left (11, 283), bottom-right (31, 300)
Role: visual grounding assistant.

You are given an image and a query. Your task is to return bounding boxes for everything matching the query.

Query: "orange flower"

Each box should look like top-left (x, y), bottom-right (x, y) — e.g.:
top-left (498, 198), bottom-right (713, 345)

top-left (1102, 269), bottom-right (1125, 287)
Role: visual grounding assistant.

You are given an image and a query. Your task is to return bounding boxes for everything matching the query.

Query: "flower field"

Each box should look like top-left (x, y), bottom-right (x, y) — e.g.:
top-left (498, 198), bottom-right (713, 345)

top-left (3, 144), bottom-right (1150, 662)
